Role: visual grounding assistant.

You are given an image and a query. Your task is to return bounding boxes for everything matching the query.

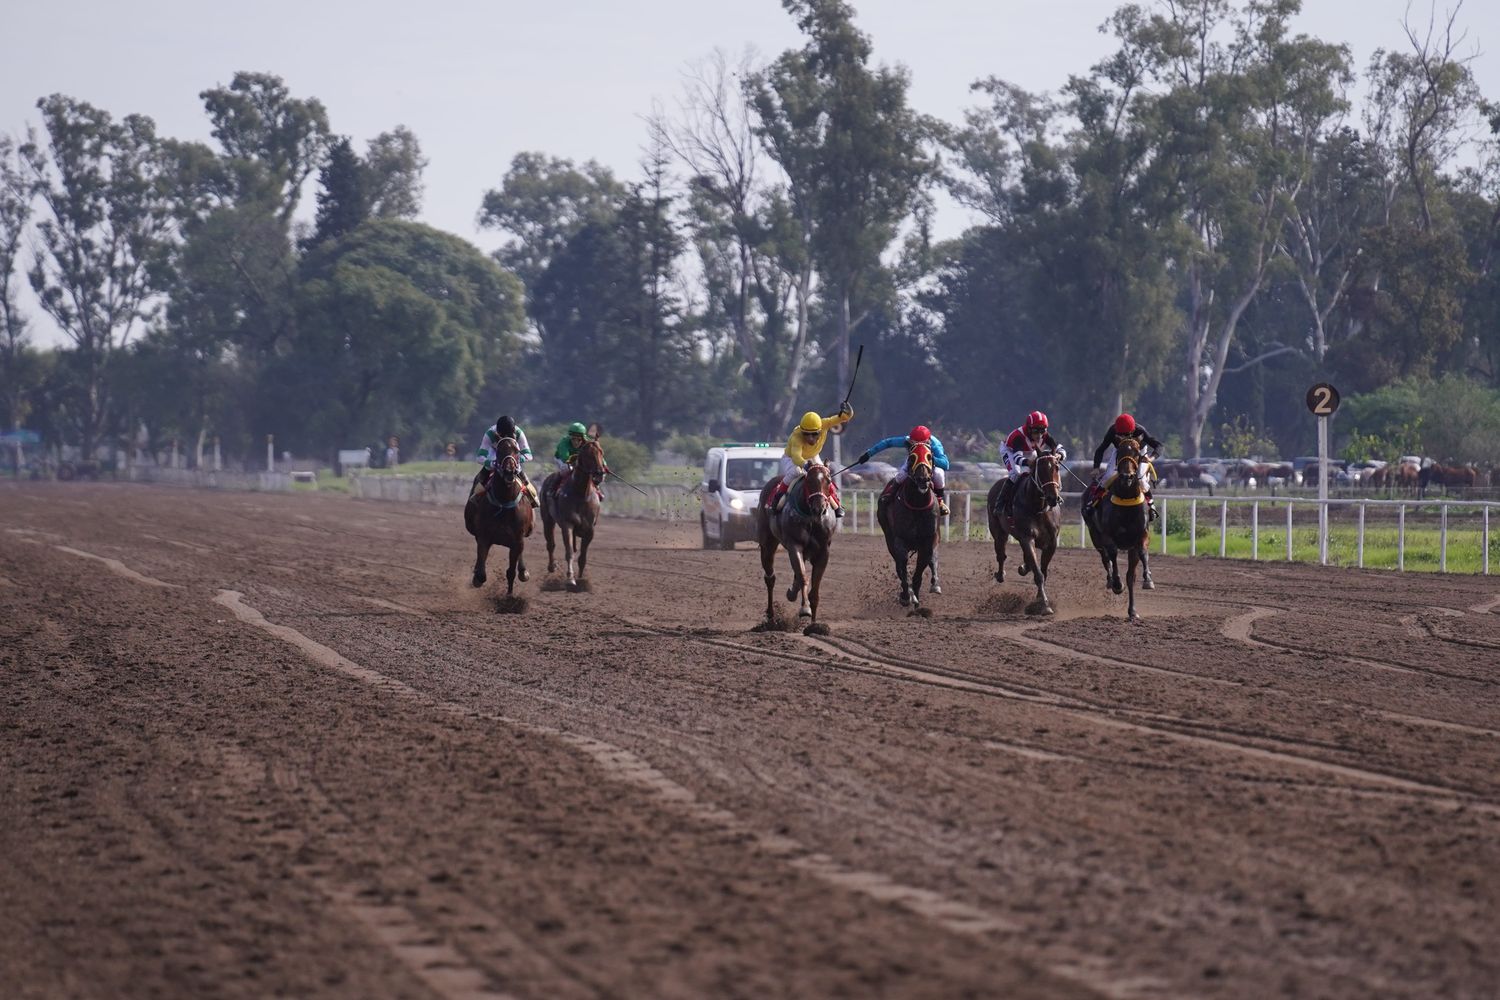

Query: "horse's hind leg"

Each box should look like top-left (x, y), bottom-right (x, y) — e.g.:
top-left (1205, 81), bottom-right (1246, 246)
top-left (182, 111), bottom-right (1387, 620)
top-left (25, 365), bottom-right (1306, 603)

top-left (992, 531), bottom-right (1007, 583)
top-left (928, 544), bottom-right (941, 594)
top-left (1125, 546), bottom-right (1141, 620)
top-left (472, 539), bottom-right (491, 588)
top-left (576, 528), bottom-right (592, 581)
top-left (785, 544), bottom-right (809, 617)
top-left (911, 546), bottom-right (932, 606)
top-left (806, 552), bottom-right (829, 629)
top-left (1139, 542), bottom-right (1154, 589)
top-left (886, 534), bottom-right (911, 606)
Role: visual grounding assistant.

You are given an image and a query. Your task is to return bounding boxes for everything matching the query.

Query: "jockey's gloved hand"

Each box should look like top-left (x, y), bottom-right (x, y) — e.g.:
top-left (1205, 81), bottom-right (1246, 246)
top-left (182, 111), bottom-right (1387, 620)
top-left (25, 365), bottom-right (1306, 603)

top-left (1056, 447), bottom-right (1067, 461)
top-left (857, 451), bottom-right (871, 465)
top-left (839, 401), bottom-right (853, 418)
top-left (1092, 465), bottom-right (1103, 479)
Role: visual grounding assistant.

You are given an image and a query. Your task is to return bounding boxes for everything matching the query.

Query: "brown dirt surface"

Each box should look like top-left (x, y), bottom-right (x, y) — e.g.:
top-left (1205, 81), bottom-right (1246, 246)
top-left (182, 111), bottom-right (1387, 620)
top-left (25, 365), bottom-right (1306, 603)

top-left (2, 481), bottom-right (1497, 998)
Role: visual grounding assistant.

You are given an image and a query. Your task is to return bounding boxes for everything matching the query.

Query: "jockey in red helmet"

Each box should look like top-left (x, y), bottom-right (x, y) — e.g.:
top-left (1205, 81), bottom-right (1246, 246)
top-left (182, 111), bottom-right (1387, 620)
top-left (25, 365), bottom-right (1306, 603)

top-left (1084, 412), bottom-right (1164, 520)
top-left (857, 424), bottom-right (951, 516)
top-left (997, 411), bottom-right (1065, 518)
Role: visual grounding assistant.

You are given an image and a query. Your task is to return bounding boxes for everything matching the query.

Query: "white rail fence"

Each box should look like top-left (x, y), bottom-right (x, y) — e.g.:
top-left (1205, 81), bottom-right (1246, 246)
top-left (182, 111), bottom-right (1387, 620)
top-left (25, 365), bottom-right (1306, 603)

top-left (126, 465), bottom-right (293, 492)
top-left (339, 475), bottom-right (1497, 575)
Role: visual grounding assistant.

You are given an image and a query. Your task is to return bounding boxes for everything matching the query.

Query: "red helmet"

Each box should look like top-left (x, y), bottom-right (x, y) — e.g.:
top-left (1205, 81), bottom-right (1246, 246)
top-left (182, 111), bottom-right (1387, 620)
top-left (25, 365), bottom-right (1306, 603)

top-left (1025, 410), bottom-right (1049, 432)
top-left (1113, 413), bottom-right (1136, 435)
top-left (908, 425), bottom-right (931, 443)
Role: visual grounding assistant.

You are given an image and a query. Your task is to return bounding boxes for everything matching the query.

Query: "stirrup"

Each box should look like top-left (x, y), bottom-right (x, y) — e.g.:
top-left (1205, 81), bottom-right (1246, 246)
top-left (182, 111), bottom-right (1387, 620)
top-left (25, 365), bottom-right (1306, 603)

top-left (937, 499), bottom-right (950, 516)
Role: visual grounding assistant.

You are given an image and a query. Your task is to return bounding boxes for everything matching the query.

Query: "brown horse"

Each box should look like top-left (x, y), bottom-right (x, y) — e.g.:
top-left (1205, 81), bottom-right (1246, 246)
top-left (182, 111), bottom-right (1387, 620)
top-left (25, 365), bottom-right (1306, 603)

top-left (987, 450), bottom-right (1063, 615)
top-left (1420, 463), bottom-right (1478, 496)
top-left (756, 462), bottom-right (838, 632)
top-left (1084, 440), bottom-right (1153, 621)
top-left (540, 439), bottom-right (606, 590)
top-left (876, 443), bottom-right (940, 609)
top-left (464, 439), bottom-right (533, 596)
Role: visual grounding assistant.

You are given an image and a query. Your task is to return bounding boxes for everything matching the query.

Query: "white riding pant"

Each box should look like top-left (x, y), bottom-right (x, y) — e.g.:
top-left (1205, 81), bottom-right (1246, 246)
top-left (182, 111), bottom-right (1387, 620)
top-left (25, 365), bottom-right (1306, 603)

top-left (894, 465), bottom-right (945, 488)
top-left (781, 453), bottom-right (820, 485)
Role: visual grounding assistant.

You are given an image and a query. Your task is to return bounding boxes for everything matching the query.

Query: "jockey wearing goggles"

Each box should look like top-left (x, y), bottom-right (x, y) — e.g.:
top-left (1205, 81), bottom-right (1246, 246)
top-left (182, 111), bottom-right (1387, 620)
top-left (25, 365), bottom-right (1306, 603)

top-left (767, 402), bottom-right (855, 516)
top-left (1085, 413), bottom-right (1163, 519)
top-left (473, 414), bottom-right (539, 506)
top-left (997, 410), bottom-right (1066, 518)
top-left (858, 424), bottom-right (951, 516)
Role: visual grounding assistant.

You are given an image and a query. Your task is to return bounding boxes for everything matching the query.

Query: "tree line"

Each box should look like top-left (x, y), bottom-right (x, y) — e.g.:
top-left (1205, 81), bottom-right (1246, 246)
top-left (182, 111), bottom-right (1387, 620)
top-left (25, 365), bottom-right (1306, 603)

top-left (4, 0), bottom-right (1500, 471)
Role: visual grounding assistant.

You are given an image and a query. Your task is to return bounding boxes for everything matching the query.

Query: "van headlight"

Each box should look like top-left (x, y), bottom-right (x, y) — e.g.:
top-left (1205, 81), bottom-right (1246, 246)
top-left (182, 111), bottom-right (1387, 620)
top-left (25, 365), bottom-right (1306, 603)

top-left (728, 496), bottom-right (745, 510)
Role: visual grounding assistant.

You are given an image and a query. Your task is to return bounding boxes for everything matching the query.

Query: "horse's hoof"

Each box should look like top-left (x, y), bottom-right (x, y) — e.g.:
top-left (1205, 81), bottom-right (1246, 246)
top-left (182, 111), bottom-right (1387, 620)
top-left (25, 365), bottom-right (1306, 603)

top-left (471, 574), bottom-right (485, 588)
top-left (566, 580), bottom-right (579, 592)
top-left (993, 571), bottom-right (1005, 583)
top-left (1128, 611), bottom-right (1141, 622)
top-left (798, 607), bottom-right (812, 619)
top-left (1142, 578), bottom-right (1155, 591)
top-left (786, 587), bottom-right (798, 603)
top-left (930, 584), bottom-right (942, 595)
top-left (899, 592), bottom-right (910, 607)
top-left (1111, 581), bottom-right (1124, 595)
top-left (518, 568), bottom-right (530, 582)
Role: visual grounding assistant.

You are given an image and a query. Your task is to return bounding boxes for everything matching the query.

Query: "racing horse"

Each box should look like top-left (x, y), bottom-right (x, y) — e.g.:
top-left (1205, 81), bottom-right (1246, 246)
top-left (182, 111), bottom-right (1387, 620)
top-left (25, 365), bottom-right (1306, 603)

top-left (986, 449), bottom-right (1063, 615)
top-left (756, 462), bottom-right (838, 632)
top-left (876, 442), bottom-right (940, 608)
top-left (1084, 438), bottom-right (1153, 620)
top-left (540, 439), bottom-right (606, 591)
top-left (464, 438), bottom-right (533, 595)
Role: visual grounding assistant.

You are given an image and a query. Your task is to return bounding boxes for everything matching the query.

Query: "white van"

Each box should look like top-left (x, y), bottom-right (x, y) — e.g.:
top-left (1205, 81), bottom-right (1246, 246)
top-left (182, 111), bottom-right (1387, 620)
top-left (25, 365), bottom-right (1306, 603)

top-left (700, 443), bottom-right (783, 549)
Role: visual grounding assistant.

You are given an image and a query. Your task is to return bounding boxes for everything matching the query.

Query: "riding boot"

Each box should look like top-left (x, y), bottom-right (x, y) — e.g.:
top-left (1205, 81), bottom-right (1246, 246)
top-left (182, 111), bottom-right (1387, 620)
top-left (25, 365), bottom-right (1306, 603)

top-left (999, 478), bottom-right (1016, 518)
top-left (767, 482), bottom-right (787, 513)
top-left (1147, 492), bottom-right (1158, 522)
top-left (935, 485), bottom-right (950, 517)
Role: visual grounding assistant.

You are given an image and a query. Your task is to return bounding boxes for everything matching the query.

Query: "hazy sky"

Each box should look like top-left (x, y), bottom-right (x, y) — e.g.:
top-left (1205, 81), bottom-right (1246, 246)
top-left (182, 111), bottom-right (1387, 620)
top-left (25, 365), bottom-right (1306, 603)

top-left (4, 0), bottom-right (1497, 348)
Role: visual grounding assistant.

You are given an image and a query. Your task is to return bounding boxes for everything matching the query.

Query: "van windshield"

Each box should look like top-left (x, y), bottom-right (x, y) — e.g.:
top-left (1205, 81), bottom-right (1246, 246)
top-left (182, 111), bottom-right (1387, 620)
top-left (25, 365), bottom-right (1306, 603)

top-left (724, 458), bottom-right (780, 491)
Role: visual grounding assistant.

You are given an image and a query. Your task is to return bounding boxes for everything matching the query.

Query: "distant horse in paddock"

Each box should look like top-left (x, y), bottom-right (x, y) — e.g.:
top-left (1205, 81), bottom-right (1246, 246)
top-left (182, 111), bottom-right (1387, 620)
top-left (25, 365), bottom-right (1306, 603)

top-left (464, 439), bottom-right (532, 596)
top-left (540, 439), bottom-right (606, 591)
top-left (756, 461), bottom-right (838, 632)
top-left (986, 450), bottom-right (1062, 616)
top-left (1419, 463), bottom-right (1478, 497)
top-left (876, 442), bottom-right (940, 609)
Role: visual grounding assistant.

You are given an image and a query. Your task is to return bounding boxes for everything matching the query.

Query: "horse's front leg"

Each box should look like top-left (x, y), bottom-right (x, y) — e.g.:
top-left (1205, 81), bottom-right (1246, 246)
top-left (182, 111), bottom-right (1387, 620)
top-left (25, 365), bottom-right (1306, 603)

top-left (928, 542), bottom-right (941, 595)
top-left (1019, 538), bottom-right (1052, 616)
top-left (542, 508), bottom-right (557, 572)
top-left (886, 534), bottom-right (911, 606)
top-left (472, 539), bottom-right (491, 588)
top-left (760, 535), bottom-right (779, 621)
top-left (1125, 546), bottom-right (1142, 621)
top-left (992, 530), bottom-right (1008, 583)
top-left (562, 525), bottom-right (578, 590)
top-left (784, 543), bottom-right (809, 617)
top-left (806, 550), bottom-right (829, 631)
top-left (1139, 541), bottom-right (1154, 590)
top-left (575, 525), bottom-right (593, 581)
top-left (505, 542), bottom-right (522, 596)
top-left (911, 544), bottom-right (932, 607)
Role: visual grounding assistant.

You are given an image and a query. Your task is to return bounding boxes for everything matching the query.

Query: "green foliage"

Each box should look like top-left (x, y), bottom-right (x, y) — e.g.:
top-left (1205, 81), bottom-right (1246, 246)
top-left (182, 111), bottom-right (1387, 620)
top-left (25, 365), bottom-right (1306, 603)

top-left (1218, 416), bottom-right (1278, 460)
top-left (1342, 376), bottom-right (1500, 464)
top-left (311, 136), bottom-right (368, 245)
top-left (526, 422), bottom-right (649, 481)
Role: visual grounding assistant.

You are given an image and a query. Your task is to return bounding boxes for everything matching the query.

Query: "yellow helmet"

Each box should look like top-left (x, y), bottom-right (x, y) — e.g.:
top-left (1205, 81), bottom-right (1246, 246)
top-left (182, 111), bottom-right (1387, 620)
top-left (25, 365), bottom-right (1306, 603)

top-left (798, 411), bottom-right (822, 433)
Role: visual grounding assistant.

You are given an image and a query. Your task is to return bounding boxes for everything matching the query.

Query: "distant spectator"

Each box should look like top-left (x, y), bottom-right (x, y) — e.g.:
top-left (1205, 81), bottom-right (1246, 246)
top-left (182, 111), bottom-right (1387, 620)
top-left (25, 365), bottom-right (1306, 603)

top-left (386, 436), bottom-right (399, 468)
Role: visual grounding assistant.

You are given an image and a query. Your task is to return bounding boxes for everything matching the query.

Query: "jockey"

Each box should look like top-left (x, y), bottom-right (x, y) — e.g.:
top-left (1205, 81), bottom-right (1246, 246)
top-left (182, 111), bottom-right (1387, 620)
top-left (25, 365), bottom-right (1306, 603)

top-left (858, 425), bottom-right (951, 516)
top-left (996, 410), bottom-right (1065, 519)
top-left (554, 421), bottom-right (589, 471)
top-left (1085, 413), bottom-right (1162, 520)
top-left (767, 402), bottom-right (854, 516)
top-left (553, 421), bottom-right (607, 498)
top-left (474, 414), bottom-right (539, 506)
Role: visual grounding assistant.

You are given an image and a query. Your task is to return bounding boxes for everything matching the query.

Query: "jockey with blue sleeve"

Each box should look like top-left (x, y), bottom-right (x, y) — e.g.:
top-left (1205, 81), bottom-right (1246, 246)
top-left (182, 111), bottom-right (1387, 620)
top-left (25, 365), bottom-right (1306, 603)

top-left (857, 425), bottom-right (951, 516)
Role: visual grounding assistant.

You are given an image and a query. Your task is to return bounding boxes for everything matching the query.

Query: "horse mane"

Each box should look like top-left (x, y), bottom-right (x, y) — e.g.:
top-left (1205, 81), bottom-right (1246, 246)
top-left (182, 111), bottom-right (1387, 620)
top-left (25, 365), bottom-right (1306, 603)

top-left (575, 439), bottom-right (605, 473)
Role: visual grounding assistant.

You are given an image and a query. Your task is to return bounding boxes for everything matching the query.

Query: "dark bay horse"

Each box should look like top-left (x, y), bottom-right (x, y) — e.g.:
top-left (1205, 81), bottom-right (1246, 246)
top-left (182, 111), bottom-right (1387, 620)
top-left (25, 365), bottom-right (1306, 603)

top-left (877, 443), bottom-right (939, 608)
top-left (986, 450), bottom-right (1062, 615)
top-left (540, 439), bottom-right (605, 591)
top-left (1085, 439), bottom-right (1153, 620)
top-left (464, 439), bottom-right (533, 595)
top-left (756, 462), bottom-right (838, 632)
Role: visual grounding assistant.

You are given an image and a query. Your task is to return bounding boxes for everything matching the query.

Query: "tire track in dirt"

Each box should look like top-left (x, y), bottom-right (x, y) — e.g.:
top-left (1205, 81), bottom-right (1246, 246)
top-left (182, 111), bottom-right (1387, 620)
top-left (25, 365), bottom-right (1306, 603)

top-left (212, 590), bottom-right (1023, 945)
top-left (611, 616), bottom-right (1497, 810)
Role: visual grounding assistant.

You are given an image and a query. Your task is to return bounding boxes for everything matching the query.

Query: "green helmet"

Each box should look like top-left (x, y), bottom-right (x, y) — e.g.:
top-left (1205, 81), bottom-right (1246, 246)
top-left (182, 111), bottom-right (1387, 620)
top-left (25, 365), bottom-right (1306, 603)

top-left (568, 421), bottom-right (588, 435)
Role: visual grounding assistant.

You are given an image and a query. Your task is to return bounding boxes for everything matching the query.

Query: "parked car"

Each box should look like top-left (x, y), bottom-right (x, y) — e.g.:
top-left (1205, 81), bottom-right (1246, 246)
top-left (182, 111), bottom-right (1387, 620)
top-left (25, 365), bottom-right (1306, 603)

top-left (842, 461), bottom-right (898, 486)
top-left (699, 443), bottom-right (783, 550)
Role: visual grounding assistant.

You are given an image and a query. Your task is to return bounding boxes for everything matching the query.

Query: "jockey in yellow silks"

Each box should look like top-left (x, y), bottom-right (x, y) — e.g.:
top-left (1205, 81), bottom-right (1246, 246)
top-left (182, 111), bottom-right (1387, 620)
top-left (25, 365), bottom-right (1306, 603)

top-left (767, 402), bottom-right (854, 516)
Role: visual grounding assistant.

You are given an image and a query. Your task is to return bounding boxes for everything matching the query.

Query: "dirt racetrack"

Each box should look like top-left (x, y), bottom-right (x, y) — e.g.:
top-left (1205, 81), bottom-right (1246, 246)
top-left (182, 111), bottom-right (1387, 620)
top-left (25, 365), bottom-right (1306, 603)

top-left (2, 481), bottom-right (1497, 999)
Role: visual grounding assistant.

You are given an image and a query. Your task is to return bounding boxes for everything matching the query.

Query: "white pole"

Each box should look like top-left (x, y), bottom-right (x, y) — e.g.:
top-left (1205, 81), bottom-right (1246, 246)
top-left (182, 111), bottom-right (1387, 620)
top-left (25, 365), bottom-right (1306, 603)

top-left (1485, 507), bottom-right (1491, 576)
top-left (1079, 508), bottom-right (1086, 548)
top-left (944, 500), bottom-right (951, 543)
top-left (964, 491), bottom-right (972, 542)
top-left (1357, 503), bottom-right (1365, 568)
top-left (1318, 415), bottom-right (1329, 565)
top-left (266, 434), bottom-right (274, 473)
top-left (1159, 498), bottom-right (1167, 554)
top-left (213, 437), bottom-right (222, 472)
top-left (1251, 501), bottom-right (1259, 560)
top-left (1398, 504), bottom-right (1406, 571)
top-left (1286, 501), bottom-right (1294, 562)
top-left (851, 490), bottom-right (858, 533)
top-left (1190, 499), bottom-right (1197, 556)
top-left (1440, 504), bottom-right (1448, 573)
top-left (1219, 501), bottom-right (1227, 558)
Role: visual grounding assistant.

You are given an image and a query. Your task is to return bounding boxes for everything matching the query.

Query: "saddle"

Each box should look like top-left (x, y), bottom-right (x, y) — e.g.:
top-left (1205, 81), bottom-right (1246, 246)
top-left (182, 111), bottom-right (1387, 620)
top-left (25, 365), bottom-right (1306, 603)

top-left (555, 467), bottom-right (600, 501)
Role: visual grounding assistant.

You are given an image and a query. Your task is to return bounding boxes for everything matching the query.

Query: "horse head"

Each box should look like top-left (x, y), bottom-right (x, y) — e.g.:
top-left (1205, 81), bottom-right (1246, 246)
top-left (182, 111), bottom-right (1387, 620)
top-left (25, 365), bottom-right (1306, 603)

top-left (575, 440), bottom-right (607, 489)
top-left (908, 443), bottom-right (933, 492)
top-left (801, 462), bottom-right (833, 515)
top-left (1032, 451), bottom-right (1063, 507)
